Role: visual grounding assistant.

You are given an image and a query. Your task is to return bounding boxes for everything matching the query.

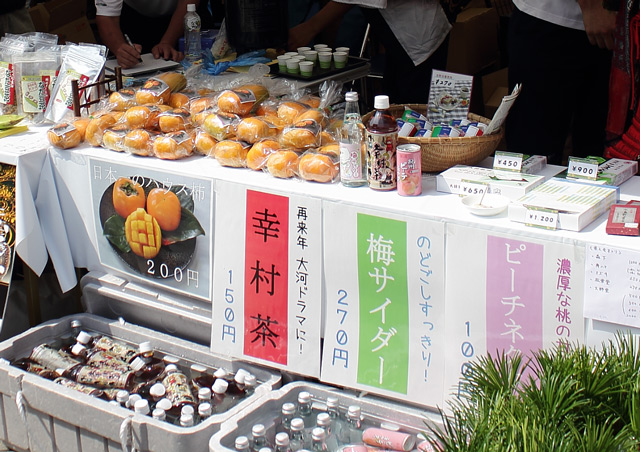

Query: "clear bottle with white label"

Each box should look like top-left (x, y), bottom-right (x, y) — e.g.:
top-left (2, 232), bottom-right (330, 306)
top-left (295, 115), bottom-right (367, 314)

top-left (184, 3), bottom-right (201, 62)
top-left (339, 91), bottom-right (367, 187)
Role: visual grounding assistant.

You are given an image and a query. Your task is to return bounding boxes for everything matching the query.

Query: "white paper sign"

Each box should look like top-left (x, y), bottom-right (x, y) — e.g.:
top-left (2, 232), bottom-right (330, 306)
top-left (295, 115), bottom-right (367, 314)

top-left (444, 224), bottom-right (584, 410)
top-left (493, 151), bottom-right (523, 173)
top-left (525, 207), bottom-right (558, 230)
top-left (211, 180), bottom-right (322, 377)
top-left (567, 157), bottom-right (599, 181)
top-left (320, 202), bottom-right (446, 408)
top-left (584, 244), bottom-right (640, 328)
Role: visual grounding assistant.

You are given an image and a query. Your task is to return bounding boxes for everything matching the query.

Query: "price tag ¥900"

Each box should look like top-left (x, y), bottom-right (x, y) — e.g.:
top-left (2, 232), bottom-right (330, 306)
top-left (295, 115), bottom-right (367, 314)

top-left (493, 151), bottom-right (523, 173)
top-left (525, 207), bottom-right (558, 230)
top-left (567, 157), bottom-right (599, 181)
top-left (459, 179), bottom-right (489, 197)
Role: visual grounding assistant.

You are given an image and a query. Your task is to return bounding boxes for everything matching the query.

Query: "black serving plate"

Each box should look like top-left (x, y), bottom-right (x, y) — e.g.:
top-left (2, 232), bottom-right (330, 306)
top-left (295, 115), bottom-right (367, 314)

top-left (270, 56), bottom-right (369, 81)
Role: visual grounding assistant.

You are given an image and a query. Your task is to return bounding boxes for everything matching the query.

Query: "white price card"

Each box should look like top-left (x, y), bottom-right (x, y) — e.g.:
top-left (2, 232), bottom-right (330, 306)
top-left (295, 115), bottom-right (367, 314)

top-left (525, 207), bottom-right (558, 230)
top-left (493, 151), bottom-right (523, 172)
top-left (460, 179), bottom-right (489, 197)
top-left (567, 157), bottom-right (599, 181)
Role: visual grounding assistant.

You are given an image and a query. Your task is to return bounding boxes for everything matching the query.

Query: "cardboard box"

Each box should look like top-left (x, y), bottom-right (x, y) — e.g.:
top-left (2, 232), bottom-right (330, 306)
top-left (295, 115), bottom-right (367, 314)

top-left (29, 0), bottom-right (95, 44)
top-left (482, 67), bottom-right (508, 118)
top-left (447, 7), bottom-right (499, 75)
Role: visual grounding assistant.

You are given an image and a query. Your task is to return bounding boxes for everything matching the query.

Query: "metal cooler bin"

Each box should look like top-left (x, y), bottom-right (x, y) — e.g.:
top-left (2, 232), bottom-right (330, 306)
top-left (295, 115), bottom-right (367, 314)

top-left (209, 381), bottom-right (443, 452)
top-left (0, 271), bottom-right (281, 452)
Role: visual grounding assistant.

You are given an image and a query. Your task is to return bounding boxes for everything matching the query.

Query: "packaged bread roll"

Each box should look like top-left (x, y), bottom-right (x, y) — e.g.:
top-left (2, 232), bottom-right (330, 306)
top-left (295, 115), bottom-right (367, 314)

top-left (317, 143), bottom-right (340, 158)
top-left (217, 84), bottom-right (269, 116)
top-left (123, 129), bottom-right (154, 156)
top-left (277, 100), bottom-right (310, 125)
top-left (124, 105), bottom-right (151, 129)
top-left (266, 150), bottom-right (300, 178)
top-left (158, 107), bottom-right (191, 133)
top-left (298, 94), bottom-right (321, 109)
top-left (296, 108), bottom-right (328, 128)
top-left (298, 152), bottom-right (339, 183)
top-left (144, 105), bottom-right (171, 131)
top-left (135, 72), bottom-right (186, 105)
top-left (47, 122), bottom-right (83, 149)
top-left (102, 124), bottom-right (130, 152)
top-left (108, 88), bottom-right (137, 111)
top-left (85, 113), bottom-right (118, 147)
top-left (203, 112), bottom-right (241, 141)
top-left (194, 129), bottom-right (217, 156)
top-left (152, 130), bottom-right (194, 160)
top-left (235, 116), bottom-right (280, 144)
top-left (214, 139), bottom-right (251, 167)
top-left (247, 139), bottom-right (280, 171)
top-left (279, 118), bottom-right (321, 149)
top-left (255, 98), bottom-right (279, 119)
top-left (168, 92), bottom-right (191, 109)
top-left (189, 96), bottom-right (216, 116)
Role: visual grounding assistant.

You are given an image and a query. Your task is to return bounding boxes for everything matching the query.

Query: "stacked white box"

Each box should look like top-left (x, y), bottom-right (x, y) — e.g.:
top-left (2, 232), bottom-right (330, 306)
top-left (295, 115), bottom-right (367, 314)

top-left (209, 381), bottom-right (443, 452)
top-left (0, 272), bottom-right (282, 452)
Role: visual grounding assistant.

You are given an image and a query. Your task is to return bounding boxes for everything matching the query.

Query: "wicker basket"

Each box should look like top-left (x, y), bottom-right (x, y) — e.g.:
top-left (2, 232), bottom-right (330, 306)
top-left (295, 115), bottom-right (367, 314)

top-left (362, 104), bottom-right (503, 173)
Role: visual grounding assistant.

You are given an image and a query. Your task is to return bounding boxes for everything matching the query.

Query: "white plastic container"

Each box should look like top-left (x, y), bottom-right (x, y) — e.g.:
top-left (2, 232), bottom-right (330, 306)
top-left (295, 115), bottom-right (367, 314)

top-left (0, 271), bottom-right (281, 452)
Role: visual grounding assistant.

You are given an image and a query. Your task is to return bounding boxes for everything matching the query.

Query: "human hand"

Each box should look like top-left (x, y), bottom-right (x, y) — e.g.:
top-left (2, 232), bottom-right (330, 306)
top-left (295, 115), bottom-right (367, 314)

top-left (288, 23), bottom-right (316, 51)
top-left (152, 42), bottom-right (184, 61)
top-left (116, 42), bottom-right (142, 69)
top-left (580, 1), bottom-right (616, 50)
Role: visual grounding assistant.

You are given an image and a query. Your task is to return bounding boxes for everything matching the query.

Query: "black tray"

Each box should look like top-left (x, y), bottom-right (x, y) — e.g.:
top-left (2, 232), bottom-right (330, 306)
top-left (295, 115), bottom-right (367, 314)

top-left (270, 56), bottom-right (369, 81)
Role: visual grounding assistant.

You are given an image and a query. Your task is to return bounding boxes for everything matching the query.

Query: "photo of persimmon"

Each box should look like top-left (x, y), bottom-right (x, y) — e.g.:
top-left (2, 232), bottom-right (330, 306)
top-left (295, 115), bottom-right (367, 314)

top-left (146, 188), bottom-right (182, 231)
top-left (100, 176), bottom-right (206, 279)
top-left (113, 177), bottom-right (146, 218)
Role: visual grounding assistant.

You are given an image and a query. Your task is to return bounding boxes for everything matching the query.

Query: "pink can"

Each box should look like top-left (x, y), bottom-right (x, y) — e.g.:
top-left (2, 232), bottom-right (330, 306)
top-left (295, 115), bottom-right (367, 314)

top-left (397, 144), bottom-right (422, 196)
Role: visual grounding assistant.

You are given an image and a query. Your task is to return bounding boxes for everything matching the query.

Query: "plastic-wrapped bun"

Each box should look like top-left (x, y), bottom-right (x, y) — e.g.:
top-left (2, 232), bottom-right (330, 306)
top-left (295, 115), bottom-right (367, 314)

top-left (85, 114), bottom-right (118, 147)
top-left (277, 101), bottom-right (310, 125)
top-left (217, 84), bottom-right (269, 116)
top-left (214, 140), bottom-right (251, 167)
top-left (189, 96), bottom-right (216, 116)
top-left (168, 92), bottom-right (191, 109)
top-left (247, 139), bottom-right (280, 171)
top-left (108, 88), bottom-right (137, 111)
top-left (298, 152), bottom-right (339, 183)
top-left (203, 112), bottom-right (241, 141)
top-left (299, 94), bottom-right (322, 109)
top-left (194, 129), bottom-right (217, 156)
top-left (47, 122), bottom-right (83, 149)
top-left (124, 106), bottom-right (151, 129)
top-left (152, 130), bottom-right (194, 160)
top-left (266, 150), bottom-right (300, 178)
top-left (235, 116), bottom-right (280, 144)
top-left (296, 108), bottom-right (328, 128)
top-left (135, 78), bottom-right (171, 105)
top-left (123, 129), bottom-right (154, 156)
top-left (317, 144), bottom-right (340, 158)
top-left (102, 124), bottom-right (130, 152)
top-left (158, 107), bottom-right (191, 133)
top-left (279, 119), bottom-right (321, 149)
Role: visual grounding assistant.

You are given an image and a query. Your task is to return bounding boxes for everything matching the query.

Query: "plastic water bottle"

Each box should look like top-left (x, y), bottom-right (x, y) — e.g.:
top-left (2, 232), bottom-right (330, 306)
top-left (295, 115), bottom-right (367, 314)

top-left (339, 91), bottom-right (367, 187)
top-left (184, 3), bottom-right (201, 62)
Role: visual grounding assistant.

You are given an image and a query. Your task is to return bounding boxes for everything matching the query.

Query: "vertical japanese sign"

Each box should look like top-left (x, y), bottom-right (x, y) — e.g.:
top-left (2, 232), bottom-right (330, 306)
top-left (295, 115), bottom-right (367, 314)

top-left (0, 163), bottom-right (16, 322)
top-left (321, 202), bottom-right (445, 408)
top-left (444, 224), bottom-right (584, 407)
top-left (89, 158), bottom-right (213, 301)
top-left (211, 181), bottom-right (322, 376)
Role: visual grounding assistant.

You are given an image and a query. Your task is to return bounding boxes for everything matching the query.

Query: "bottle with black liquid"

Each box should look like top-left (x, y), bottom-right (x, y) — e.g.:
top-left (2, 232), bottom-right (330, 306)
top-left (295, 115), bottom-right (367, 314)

top-left (365, 95), bottom-right (398, 190)
top-left (71, 343), bottom-right (131, 373)
top-left (161, 364), bottom-right (196, 418)
top-left (130, 342), bottom-right (164, 381)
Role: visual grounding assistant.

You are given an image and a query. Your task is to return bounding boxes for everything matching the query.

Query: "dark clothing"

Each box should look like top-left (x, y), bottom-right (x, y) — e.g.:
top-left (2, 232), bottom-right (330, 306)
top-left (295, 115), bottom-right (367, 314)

top-left (506, 8), bottom-right (612, 164)
top-left (361, 7), bottom-right (449, 105)
top-left (119, 2), bottom-right (174, 54)
top-left (0, 0), bottom-right (26, 14)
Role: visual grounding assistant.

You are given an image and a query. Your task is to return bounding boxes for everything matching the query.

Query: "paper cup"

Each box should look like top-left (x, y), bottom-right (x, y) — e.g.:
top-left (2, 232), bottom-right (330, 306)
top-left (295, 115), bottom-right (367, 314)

top-left (277, 55), bottom-right (290, 70)
top-left (313, 43), bottom-right (328, 51)
top-left (286, 59), bottom-right (300, 74)
top-left (335, 46), bottom-right (350, 54)
top-left (318, 51), bottom-right (332, 69)
top-left (304, 50), bottom-right (318, 64)
top-left (297, 46), bottom-right (311, 55)
top-left (284, 51), bottom-right (299, 58)
top-left (333, 51), bottom-right (348, 68)
top-left (299, 61), bottom-right (314, 77)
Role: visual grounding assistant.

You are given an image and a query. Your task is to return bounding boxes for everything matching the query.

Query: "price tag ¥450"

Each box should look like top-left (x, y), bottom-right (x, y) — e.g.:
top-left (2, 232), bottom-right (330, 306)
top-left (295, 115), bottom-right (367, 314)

top-left (525, 207), bottom-right (558, 230)
top-left (493, 151), bottom-right (523, 173)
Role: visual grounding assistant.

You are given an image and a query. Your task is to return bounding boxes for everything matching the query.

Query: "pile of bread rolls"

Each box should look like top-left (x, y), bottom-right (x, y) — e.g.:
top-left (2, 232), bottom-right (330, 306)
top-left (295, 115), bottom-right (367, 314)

top-left (47, 72), bottom-right (341, 183)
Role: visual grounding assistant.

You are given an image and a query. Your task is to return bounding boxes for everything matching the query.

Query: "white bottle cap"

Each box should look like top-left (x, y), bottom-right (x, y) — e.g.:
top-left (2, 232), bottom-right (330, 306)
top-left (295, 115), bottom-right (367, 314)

top-left (190, 363), bottom-right (207, 374)
top-left (150, 383), bottom-right (166, 398)
top-left (235, 436), bottom-right (250, 450)
top-left (163, 355), bottom-right (180, 365)
top-left (298, 391), bottom-right (311, 404)
top-left (70, 320), bottom-right (82, 329)
top-left (187, 3), bottom-right (196, 11)
top-left (345, 91), bottom-right (358, 102)
top-left (138, 341), bottom-right (152, 354)
top-left (198, 387), bottom-right (212, 400)
top-left (244, 374), bottom-right (257, 387)
top-left (179, 413), bottom-right (194, 427)
top-left (156, 398), bottom-right (172, 411)
top-left (116, 390), bottom-right (129, 404)
top-left (326, 396), bottom-right (339, 409)
top-left (134, 399), bottom-right (150, 415)
top-left (316, 412), bottom-right (330, 427)
top-left (214, 368), bottom-right (228, 379)
top-left (234, 372), bottom-right (245, 385)
top-left (347, 405), bottom-right (361, 418)
top-left (290, 417), bottom-right (304, 431)
top-left (374, 95), bottom-right (390, 109)
top-left (127, 394), bottom-right (141, 409)
top-left (71, 343), bottom-right (86, 356)
top-left (198, 402), bottom-right (212, 417)
top-left (129, 357), bottom-right (146, 372)
top-left (212, 378), bottom-right (229, 395)
top-left (165, 364), bottom-right (178, 373)
top-left (282, 402), bottom-right (296, 415)
top-left (181, 404), bottom-right (195, 417)
top-left (252, 423), bottom-right (266, 437)
top-left (312, 427), bottom-right (326, 441)
top-left (152, 408), bottom-right (166, 421)
top-left (275, 432), bottom-right (290, 446)
top-left (76, 331), bottom-right (92, 345)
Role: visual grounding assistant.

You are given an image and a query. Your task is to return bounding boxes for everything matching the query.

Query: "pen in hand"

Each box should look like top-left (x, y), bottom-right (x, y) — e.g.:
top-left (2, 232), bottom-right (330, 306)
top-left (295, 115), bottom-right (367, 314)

top-left (124, 34), bottom-right (143, 63)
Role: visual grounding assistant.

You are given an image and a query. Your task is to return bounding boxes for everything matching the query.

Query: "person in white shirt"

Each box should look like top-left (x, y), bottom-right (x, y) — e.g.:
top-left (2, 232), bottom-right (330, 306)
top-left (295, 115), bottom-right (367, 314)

top-left (506, 0), bottom-right (616, 164)
top-left (95, 0), bottom-right (200, 68)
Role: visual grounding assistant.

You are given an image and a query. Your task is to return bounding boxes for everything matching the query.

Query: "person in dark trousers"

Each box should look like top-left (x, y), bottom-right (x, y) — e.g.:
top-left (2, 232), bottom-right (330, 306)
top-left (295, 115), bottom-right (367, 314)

top-left (0, 0), bottom-right (35, 36)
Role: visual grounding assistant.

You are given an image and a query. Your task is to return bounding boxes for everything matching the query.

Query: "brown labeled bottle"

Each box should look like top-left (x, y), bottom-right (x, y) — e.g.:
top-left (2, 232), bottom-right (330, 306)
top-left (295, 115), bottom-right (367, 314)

top-left (161, 364), bottom-right (196, 416)
top-left (365, 95), bottom-right (398, 190)
top-left (12, 358), bottom-right (58, 379)
top-left (90, 335), bottom-right (138, 363)
top-left (61, 364), bottom-right (134, 390)
top-left (129, 342), bottom-right (164, 381)
top-left (71, 343), bottom-right (132, 373)
top-left (29, 344), bottom-right (82, 375)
